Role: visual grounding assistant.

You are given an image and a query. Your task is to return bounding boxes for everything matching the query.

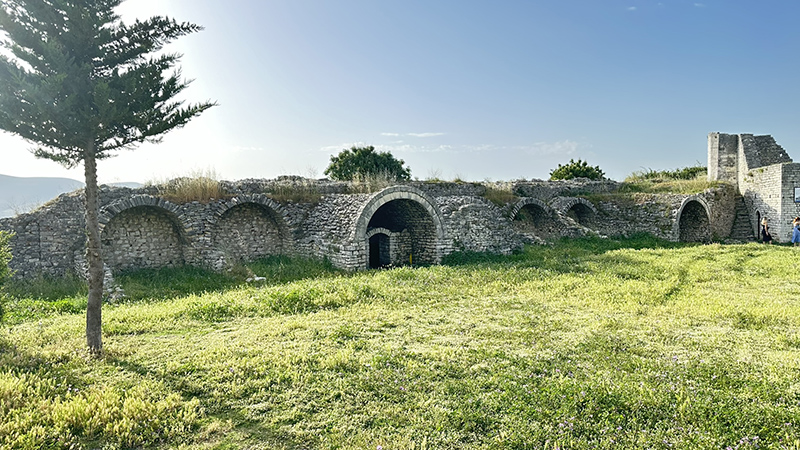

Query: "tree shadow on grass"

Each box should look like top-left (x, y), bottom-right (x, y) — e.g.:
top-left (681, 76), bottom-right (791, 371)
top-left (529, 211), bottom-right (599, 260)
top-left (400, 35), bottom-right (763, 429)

top-left (115, 255), bottom-right (344, 302)
top-left (104, 353), bottom-right (318, 449)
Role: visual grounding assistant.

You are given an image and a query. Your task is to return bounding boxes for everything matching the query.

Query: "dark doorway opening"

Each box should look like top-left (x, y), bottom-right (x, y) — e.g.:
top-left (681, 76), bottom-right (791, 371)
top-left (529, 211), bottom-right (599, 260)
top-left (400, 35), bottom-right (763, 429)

top-left (369, 233), bottom-right (390, 269)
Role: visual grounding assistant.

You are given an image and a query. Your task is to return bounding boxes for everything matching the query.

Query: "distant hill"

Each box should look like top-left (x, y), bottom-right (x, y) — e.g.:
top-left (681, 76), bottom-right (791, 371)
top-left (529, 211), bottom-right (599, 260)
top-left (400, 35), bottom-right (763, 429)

top-left (0, 174), bottom-right (142, 218)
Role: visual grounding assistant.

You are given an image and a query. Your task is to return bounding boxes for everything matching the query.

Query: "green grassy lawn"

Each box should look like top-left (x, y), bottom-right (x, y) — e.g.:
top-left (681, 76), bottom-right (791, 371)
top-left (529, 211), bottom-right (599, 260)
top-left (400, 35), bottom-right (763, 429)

top-left (2, 237), bottom-right (800, 449)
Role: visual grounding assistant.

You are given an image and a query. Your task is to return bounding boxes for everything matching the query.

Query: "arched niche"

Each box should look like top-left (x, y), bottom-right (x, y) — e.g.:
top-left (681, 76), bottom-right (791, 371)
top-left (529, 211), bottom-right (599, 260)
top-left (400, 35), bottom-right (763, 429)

top-left (677, 197), bottom-right (711, 243)
top-left (509, 198), bottom-right (560, 240)
top-left (212, 200), bottom-right (289, 263)
top-left (100, 205), bottom-right (186, 272)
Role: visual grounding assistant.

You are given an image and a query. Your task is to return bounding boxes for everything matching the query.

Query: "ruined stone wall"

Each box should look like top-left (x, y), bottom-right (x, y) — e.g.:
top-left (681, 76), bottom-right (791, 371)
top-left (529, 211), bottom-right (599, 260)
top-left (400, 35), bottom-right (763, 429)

top-left (211, 203), bottom-right (287, 264)
top-left (0, 179), bottom-right (738, 279)
top-left (708, 132), bottom-right (739, 184)
top-left (779, 164), bottom-right (800, 242)
top-left (438, 196), bottom-right (520, 254)
top-left (102, 206), bottom-right (185, 272)
top-left (740, 164), bottom-right (783, 240)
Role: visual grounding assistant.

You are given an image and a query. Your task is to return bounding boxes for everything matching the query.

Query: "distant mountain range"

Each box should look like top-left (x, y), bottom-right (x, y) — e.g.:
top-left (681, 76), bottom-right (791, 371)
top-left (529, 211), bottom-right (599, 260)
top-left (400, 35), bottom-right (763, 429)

top-left (0, 174), bottom-right (142, 218)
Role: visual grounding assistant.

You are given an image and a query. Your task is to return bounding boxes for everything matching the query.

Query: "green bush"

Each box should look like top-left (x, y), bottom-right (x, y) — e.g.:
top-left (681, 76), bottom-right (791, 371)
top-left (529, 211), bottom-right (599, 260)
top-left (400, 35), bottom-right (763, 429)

top-left (325, 146), bottom-right (411, 182)
top-left (549, 159), bottom-right (605, 181)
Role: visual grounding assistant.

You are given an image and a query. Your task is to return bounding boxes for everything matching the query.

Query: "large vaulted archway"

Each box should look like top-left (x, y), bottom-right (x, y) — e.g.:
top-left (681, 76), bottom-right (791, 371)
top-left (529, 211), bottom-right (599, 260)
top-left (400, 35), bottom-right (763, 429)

top-left (353, 186), bottom-right (445, 269)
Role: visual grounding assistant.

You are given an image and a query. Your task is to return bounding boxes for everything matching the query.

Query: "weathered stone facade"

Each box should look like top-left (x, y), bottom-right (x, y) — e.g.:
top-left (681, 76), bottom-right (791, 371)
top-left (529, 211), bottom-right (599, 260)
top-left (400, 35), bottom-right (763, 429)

top-left (0, 173), bottom-right (737, 279)
top-left (709, 132), bottom-right (800, 242)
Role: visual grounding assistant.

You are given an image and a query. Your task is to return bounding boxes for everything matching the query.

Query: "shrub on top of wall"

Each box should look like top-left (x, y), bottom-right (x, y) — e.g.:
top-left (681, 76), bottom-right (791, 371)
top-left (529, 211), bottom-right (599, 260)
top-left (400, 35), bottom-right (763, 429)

top-left (482, 185), bottom-right (517, 207)
top-left (149, 169), bottom-right (231, 204)
top-left (265, 180), bottom-right (323, 204)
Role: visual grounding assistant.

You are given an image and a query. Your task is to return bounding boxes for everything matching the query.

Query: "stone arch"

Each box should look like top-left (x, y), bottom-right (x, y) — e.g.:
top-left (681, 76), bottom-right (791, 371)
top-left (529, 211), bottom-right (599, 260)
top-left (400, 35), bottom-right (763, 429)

top-left (551, 197), bottom-right (598, 227)
top-left (210, 195), bottom-right (291, 263)
top-left (99, 196), bottom-right (187, 272)
top-left (509, 198), bottom-right (560, 241)
top-left (353, 186), bottom-right (445, 268)
top-left (676, 196), bottom-right (711, 243)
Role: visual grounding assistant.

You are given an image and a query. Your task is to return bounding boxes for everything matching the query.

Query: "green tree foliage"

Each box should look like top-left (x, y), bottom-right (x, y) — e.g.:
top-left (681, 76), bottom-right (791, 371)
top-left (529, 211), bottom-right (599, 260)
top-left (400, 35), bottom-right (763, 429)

top-left (549, 159), bottom-right (605, 181)
top-left (0, 0), bottom-right (214, 354)
top-left (325, 146), bottom-right (412, 181)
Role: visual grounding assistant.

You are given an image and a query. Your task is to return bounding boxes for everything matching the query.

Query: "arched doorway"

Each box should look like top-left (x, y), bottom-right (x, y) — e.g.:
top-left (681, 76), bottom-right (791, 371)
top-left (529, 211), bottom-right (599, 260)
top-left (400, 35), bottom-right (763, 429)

top-left (678, 199), bottom-right (711, 242)
top-left (353, 186), bottom-right (446, 270)
top-left (366, 199), bottom-right (436, 266)
top-left (369, 232), bottom-right (391, 269)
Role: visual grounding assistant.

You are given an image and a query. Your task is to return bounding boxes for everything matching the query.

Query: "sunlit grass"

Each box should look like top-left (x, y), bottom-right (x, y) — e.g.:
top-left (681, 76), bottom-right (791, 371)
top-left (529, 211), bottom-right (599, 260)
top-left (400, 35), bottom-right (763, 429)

top-left (2, 237), bottom-right (800, 448)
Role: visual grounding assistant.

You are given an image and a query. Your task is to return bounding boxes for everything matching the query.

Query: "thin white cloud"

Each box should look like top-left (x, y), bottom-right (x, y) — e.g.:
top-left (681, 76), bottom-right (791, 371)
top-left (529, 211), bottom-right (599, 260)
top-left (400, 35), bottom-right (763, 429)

top-left (375, 143), bottom-right (454, 154)
top-left (320, 139), bottom-right (580, 157)
top-left (694, 3), bottom-right (705, 7)
top-left (460, 140), bottom-right (580, 156)
top-left (407, 132), bottom-right (446, 138)
top-left (319, 142), bottom-right (370, 153)
top-left (528, 140), bottom-right (579, 156)
top-left (627, 6), bottom-right (637, 11)
top-left (381, 132), bottom-right (400, 137)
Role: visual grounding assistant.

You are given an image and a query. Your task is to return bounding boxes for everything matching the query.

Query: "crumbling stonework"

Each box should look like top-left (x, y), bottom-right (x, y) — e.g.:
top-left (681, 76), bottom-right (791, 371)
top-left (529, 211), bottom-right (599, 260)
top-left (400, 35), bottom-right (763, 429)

top-left (0, 175), bottom-right (736, 279)
top-left (709, 132), bottom-right (799, 242)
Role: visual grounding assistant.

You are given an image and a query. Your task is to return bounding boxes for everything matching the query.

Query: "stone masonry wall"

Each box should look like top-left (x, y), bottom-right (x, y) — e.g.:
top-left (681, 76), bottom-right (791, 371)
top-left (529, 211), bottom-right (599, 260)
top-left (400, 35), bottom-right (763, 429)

top-left (0, 179), bottom-right (738, 279)
top-left (779, 163), bottom-right (800, 242)
top-left (740, 164), bottom-right (783, 241)
top-left (101, 206), bottom-right (185, 272)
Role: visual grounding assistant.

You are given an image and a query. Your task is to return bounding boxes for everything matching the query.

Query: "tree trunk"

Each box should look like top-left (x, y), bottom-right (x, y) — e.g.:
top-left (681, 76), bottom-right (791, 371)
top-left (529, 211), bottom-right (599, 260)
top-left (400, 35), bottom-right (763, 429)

top-left (84, 142), bottom-right (104, 355)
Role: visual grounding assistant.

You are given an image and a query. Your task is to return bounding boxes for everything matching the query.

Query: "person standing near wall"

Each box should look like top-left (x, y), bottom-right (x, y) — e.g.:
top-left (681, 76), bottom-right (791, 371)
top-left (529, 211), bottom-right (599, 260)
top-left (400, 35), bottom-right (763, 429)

top-left (792, 217), bottom-right (800, 247)
top-left (761, 218), bottom-right (773, 244)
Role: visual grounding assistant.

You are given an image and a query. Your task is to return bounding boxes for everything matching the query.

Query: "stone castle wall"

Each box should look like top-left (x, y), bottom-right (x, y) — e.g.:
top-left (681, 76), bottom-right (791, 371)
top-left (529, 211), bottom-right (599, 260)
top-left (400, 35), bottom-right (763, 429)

top-left (0, 178), bottom-right (738, 279)
top-left (709, 132), bottom-right (798, 242)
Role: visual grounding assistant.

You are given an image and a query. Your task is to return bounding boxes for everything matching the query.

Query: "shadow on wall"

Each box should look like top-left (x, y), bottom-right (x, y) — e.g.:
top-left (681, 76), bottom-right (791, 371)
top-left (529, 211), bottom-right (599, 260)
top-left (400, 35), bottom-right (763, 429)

top-left (513, 203), bottom-right (561, 242)
top-left (366, 199), bottom-right (437, 268)
top-left (567, 203), bottom-right (596, 227)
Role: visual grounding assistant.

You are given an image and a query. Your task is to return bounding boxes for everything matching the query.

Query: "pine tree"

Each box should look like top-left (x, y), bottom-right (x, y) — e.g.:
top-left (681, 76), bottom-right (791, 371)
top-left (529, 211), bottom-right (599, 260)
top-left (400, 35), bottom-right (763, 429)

top-left (0, 0), bottom-right (214, 354)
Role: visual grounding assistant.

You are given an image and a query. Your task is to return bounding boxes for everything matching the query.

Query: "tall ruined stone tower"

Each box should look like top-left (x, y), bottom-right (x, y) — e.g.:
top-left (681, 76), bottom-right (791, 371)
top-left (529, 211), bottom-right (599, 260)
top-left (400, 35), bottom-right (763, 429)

top-left (707, 132), bottom-right (740, 184)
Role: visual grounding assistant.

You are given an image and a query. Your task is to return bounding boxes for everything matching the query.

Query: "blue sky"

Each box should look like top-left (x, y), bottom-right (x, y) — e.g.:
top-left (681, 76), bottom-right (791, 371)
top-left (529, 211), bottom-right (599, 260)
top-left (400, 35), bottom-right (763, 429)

top-left (2, 0), bottom-right (799, 183)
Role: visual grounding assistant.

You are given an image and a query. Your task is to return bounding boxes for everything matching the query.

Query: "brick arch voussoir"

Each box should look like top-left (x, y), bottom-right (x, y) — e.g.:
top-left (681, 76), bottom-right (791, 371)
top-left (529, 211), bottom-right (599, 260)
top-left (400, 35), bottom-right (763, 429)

top-left (210, 194), bottom-right (290, 230)
top-left (550, 197), bottom-right (598, 216)
top-left (508, 197), bottom-right (554, 219)
top-left (98, 195), bottom-right (188, 237)
top-left (351, 185), bottom-right (446, 242)
top-left (365, 227), bottom-right (392, 239)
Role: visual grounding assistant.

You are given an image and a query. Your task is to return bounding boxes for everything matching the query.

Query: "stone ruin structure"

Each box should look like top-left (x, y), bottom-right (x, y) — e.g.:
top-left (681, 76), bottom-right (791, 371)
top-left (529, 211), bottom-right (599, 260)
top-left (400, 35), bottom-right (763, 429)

top-left (6, 130), bottom-right (796, 280)
top-left (708, 132), bottom-right (800, 243)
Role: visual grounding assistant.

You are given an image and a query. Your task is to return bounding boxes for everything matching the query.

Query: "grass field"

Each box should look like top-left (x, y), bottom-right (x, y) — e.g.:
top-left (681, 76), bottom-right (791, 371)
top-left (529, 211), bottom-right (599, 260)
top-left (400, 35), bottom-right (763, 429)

top-left (2, 236), bottom-right (800, 449)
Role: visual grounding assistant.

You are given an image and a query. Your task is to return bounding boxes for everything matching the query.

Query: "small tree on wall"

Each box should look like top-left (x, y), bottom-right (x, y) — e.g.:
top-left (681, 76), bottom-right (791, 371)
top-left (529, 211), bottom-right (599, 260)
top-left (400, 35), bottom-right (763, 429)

top-left (0, 0), bottom-right (214, 354)
top-left (325, 146), bottom-right (412, 181)
top-left (549, 159), bottom-right (605, 181)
